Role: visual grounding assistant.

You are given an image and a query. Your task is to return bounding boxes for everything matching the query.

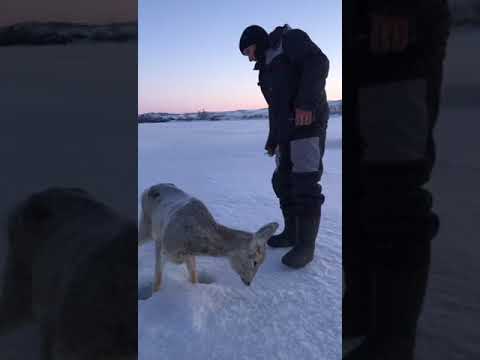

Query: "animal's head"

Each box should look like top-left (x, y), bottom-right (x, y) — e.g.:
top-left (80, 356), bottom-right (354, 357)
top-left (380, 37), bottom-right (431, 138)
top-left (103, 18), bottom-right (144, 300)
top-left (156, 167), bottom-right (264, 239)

top-left (228, 222), bottom-right (279, 286)
top-left (139, 183), bottom-right (177, 245)
top-left (141, 184), bottom-right (177, 211)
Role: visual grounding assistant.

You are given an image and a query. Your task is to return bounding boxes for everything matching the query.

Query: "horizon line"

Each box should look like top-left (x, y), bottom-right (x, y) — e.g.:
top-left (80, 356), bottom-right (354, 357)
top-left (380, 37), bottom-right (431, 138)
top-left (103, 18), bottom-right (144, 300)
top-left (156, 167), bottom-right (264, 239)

top-left (138, 99), bottom-right (342, 115)
top-left (0, 20), bottom-right (137, 28)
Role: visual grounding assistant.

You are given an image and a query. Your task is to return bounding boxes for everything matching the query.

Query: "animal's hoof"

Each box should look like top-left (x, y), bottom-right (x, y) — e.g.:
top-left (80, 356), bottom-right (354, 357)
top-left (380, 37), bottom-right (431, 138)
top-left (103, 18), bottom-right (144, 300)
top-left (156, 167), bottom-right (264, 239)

top-left (138, 284), bottom-right (153, 300)
top-left (153, 279), bottom-right (162, 292)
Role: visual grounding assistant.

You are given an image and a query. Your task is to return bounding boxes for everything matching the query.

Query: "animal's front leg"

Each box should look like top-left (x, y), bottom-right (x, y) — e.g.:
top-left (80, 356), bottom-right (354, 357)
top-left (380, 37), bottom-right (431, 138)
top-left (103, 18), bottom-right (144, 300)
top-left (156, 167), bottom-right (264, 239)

top-left (185, 256), bottom-right (198, 284)
top-left (153, 240), bottom-right (164, 292)
top-left (39, 326), bottom-right (53, 360)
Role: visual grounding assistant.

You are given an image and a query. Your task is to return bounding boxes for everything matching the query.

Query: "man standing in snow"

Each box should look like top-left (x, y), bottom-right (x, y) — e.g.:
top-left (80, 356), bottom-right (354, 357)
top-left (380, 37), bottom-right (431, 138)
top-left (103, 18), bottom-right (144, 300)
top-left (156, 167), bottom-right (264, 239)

top-left (342, 1), bottom-right (451, 358)
top-left (239, 24), bottom-right (330, 268)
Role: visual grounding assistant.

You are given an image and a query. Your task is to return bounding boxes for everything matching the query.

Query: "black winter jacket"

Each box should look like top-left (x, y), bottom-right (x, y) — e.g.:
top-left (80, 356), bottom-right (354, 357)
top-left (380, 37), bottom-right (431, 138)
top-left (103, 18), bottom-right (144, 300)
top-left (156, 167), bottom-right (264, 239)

top-left (255, 25), bottom-right (330, 150)
top-left (351, 0), bottom-right (451, 85)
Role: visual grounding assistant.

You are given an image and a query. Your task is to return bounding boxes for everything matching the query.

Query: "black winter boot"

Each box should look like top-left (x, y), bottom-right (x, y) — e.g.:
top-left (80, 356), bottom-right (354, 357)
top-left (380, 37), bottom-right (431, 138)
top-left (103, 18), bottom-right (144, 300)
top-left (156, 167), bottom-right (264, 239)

top-left (281, 215), bottom-right (319, 268)
top-left (371, 262), bottom-right (430, 360)
top-left (267, 213), bottom-right (297, 248)
top-left (343, 337), bottom-right (371, 360)
top-left (343, 229), bottom-right (373, 339)
top-left (368, 228), bottom-right (433, 360)
top-left (342, 268), bottom-right (373, 338)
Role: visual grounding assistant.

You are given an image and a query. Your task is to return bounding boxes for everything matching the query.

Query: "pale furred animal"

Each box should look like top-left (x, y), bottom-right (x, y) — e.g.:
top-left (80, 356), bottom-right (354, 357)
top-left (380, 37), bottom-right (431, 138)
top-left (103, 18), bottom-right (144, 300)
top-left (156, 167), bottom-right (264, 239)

top-left (0, 187), bottom-right (137, 360)
top-left (139, 183), bottom-right (279, 291)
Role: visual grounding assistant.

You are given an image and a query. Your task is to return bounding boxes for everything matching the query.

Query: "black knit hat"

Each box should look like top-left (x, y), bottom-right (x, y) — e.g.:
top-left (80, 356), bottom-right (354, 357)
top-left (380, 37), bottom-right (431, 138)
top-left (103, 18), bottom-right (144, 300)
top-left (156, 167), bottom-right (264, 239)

top-left (239, 25), bottom-right (269, 59)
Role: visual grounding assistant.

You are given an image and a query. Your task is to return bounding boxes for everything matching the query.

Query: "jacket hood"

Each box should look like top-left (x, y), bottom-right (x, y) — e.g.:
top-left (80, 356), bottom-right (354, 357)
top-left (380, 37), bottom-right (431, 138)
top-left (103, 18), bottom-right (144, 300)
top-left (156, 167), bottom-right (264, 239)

top-left (268, 24), bottom-right (292, 49)
top-left (253, 24), bottom-right (292, 70)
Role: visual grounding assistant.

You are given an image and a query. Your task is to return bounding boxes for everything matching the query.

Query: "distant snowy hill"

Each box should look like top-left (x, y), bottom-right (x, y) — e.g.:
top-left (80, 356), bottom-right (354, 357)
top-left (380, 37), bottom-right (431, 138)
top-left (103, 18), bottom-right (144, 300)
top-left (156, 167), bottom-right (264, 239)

top-left (329, 100), bottom-right (342, 114)
top-left (0, 22), bottom-right (137, 46)
top-left (138, 100), bottom-right (342, 123)
top-left (449, 0), bottom-right (480, 27)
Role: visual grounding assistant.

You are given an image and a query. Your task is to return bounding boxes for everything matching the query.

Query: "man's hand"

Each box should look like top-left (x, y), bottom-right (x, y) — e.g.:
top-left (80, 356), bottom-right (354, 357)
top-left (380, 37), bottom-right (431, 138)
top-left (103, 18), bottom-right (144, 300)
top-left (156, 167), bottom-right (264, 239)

top-left (295, 108), bottom-right (313, 126)
top-left (370, 14), bottom-right (409, 53)
top-left (265, 145), bottom-right (278, 157)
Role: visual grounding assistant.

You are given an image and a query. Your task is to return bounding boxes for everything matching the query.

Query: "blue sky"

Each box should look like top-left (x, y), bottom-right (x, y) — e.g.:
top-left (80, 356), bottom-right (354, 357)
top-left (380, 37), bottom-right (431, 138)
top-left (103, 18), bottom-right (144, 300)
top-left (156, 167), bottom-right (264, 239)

top-left (139, 0), bottom-right (341, 113)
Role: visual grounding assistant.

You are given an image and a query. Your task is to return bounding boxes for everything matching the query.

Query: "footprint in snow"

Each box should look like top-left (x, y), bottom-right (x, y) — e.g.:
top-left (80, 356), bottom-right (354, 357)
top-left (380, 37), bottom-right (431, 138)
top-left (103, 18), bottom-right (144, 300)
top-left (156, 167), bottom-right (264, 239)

top-left (137, 271), bottom-right (216, 300)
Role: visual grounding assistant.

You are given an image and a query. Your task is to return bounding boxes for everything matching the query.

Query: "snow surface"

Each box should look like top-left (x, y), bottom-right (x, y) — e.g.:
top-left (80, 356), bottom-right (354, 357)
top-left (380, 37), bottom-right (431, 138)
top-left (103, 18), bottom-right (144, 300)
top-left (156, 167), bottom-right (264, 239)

top-left (414, 27), bottom-right (480, 360)
top-left (0, 42), bottom-right (137, 359)
top-left (343, 27), bottom-right (480, 359)
top-left (138, 116), bottom-right (342, 360)
top-left (448, 0), bottom-right (480, 26)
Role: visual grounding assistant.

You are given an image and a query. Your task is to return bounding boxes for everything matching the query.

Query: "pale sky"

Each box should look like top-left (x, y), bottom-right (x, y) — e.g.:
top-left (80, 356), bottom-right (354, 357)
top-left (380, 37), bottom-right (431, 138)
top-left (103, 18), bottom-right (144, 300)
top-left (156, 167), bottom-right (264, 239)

top-left (139, 0), bottom-right (342, 113)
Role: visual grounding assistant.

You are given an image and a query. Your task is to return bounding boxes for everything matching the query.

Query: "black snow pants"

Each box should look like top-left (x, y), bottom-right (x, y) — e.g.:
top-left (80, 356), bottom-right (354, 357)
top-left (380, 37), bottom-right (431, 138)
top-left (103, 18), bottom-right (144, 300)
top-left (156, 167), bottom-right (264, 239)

top-left (272, 124), bottom-right (328, 218)
top-left (342, 3), bottom-right (451, 358)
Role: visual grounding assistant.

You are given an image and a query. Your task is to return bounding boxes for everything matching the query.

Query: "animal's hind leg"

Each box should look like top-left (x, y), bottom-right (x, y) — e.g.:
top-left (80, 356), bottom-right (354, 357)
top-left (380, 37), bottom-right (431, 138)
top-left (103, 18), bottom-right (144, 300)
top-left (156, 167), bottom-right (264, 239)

top-left (0, 249), bottom-right (33, 333)
top-left (39, 327), bottom-right (54, 360)
top-left (185, 256), bottom-right (198, 284)
top-left (153, 240), bottom-right (164, 292)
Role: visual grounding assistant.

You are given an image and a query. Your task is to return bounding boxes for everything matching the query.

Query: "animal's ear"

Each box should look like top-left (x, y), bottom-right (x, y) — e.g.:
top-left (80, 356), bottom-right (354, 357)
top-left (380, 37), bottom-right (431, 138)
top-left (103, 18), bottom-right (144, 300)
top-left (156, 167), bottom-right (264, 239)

top-left (22, 195), bottom-right (52, 224)
top-left (254, 222), bottom-right (279, 244)
top-left (148, 187), bottom-right (161, 199)
top-left (68, 187), bottom-right (89, 195)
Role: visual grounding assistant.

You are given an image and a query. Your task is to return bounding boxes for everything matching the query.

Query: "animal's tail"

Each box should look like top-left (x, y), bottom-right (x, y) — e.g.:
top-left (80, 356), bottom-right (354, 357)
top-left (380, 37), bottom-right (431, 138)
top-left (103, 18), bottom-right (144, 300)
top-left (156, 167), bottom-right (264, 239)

top-left (0, 248), bottom-right (33, 334)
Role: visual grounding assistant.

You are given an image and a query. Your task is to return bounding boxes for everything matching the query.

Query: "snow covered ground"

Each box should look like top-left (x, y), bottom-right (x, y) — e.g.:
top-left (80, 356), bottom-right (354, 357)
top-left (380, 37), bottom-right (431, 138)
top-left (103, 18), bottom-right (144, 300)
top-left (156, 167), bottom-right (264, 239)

top-left (138, 115), bottom-right (342, 360)
top-left (0, 42), bottom-right (137, 359)
top-left (342, 27), bottom-right (480, 359)
top-left (415, 27), bottom-right (480, 360)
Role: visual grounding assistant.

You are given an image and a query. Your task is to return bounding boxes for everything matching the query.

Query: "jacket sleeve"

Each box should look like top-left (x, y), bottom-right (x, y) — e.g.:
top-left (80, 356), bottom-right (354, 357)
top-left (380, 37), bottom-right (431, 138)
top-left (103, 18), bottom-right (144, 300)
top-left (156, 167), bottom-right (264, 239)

top-left (265, 107), bottom-right (278, 151)
top-left (367, 0), bottom-right (420, 16)
top-left (283, 29), bottom-right (329, 112)
top-left (366, 0), bottom-right (450, 49)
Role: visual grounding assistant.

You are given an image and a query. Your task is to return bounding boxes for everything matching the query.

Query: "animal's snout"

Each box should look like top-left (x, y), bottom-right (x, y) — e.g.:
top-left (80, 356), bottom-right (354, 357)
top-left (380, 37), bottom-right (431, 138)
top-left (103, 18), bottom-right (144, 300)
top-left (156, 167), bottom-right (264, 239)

top-left (242, 278), bottom-right (251, 286)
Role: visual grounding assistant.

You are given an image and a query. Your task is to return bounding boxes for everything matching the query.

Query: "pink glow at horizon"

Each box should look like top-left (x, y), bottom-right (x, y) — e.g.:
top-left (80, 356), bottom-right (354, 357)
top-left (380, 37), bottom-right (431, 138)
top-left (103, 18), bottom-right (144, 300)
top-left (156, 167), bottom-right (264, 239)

top-left (139, 81), bottom-right (342, 114)
top-left (0, 0), bottom-right (136, 26)
top-left (140, 89), bottom-right (268, 114)
top-left (140, 99), bottom-right (269, 114)
top-left (139, 0), bottom-right (341, 115)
